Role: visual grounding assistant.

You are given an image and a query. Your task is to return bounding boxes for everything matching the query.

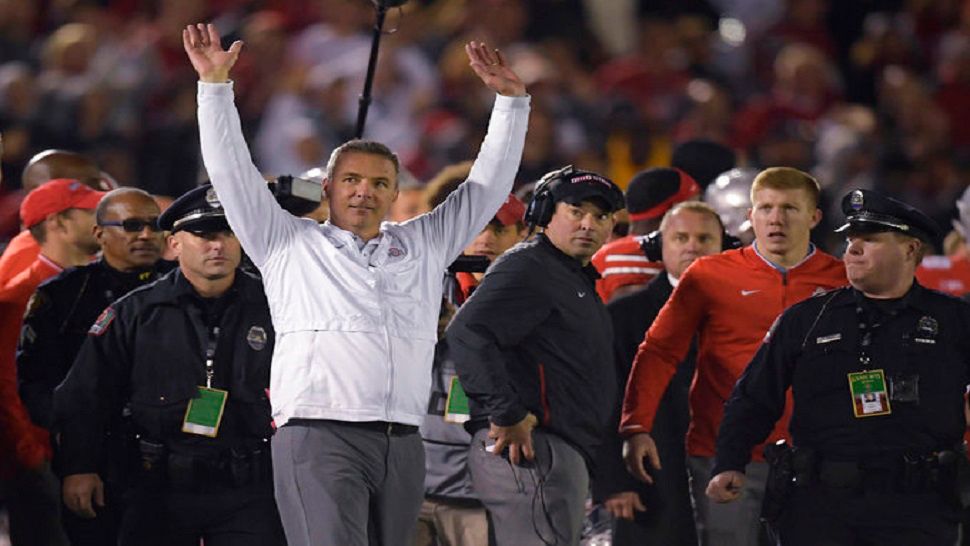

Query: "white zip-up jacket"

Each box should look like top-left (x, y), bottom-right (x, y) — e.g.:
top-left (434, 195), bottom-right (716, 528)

top-left (197, 82), bottom-right (530, 427)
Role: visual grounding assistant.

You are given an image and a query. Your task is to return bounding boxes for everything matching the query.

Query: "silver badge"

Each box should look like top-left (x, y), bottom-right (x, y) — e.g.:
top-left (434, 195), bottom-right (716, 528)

top-left (850, 190), bottom-right (864, 211)
top-left (205, 187), bottom-right (222, 209)
top-left (247, 325), bottom-right (268, 351)
top-left (917, 316), bottom-right (938, 337)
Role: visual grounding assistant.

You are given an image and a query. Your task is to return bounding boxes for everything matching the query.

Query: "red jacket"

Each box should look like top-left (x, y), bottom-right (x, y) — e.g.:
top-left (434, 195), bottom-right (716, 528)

top-left (0, 230), bottom-right (41, 287)
top-left (915, 254), bottom-right (970, 297)
top-left (0, 255), bottom-right (62, 478)
top-left (621, 245), bottom-right (846, 460)
top-left (592, 235), bottom-right (663, 302)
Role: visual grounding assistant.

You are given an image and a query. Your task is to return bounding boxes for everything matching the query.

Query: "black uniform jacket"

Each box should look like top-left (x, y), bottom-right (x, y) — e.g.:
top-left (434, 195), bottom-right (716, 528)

top-left (53, 268), bottom-right (275, 477)
top-left (714, 282), bottom-right (970, 475)
top-left (594, 273), bottom-right (694, 501)
top-left (445, 234), bottom-right (616, 467)
top-left (17, 258), bottom-right (174, 429)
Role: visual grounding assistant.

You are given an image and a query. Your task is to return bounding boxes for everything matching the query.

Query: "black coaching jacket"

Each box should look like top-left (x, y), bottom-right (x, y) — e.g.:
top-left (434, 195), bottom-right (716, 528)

top-left (445, 234), bottom-right (616, 468)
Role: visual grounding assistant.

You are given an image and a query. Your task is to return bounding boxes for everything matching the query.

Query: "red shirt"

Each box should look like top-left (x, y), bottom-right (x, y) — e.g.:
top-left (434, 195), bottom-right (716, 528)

top-left (591, 235), bottom-right (663, 302)
top-left (0, 230), bottom-right (41, 287)
top-left (621, 245), bottom-right (847, 460)
top-left (915, 254), bottom-right (970, 296)
top-left (0, 255), bottom-right (62, 477)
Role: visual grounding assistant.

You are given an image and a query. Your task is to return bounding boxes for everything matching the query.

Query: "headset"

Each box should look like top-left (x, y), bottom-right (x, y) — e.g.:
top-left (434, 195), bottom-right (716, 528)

top-left (524, 165), bottom-right (626, 233)
top-left (638, 227), bottom-right (743, 262)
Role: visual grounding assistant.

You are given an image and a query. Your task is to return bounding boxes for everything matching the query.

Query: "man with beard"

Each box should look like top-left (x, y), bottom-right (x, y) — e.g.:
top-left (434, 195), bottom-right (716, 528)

top-left (447, 166), bottom-right (625, 545)
top-left (0, 150), bottom-right (114, 285)
top-left (0, 177), bottom-right (104, 545)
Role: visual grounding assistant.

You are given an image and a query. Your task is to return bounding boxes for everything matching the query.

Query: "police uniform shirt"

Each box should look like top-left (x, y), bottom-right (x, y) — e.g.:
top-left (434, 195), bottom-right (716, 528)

top-left (52, 268), bottom-right (275, 477)
top-left (17, 258), bottom-right (174, 429)
top-left (714, 283), bottom-right (970, 475)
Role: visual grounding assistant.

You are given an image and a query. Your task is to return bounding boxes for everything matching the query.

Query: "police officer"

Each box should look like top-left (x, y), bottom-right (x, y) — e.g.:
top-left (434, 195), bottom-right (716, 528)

top-left (709, 189), bottom-right (968, 545)
top-left (17, 187), bottom-right (173, 545)
top-left (446, 166), bottom-right (625, 546)
top-left (53, 184), bottom-right (285, 546)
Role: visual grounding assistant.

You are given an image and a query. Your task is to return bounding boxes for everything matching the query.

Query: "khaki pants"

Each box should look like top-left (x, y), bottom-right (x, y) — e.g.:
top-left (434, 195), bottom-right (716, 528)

top-left (412, 498), bottom-right (487, 546)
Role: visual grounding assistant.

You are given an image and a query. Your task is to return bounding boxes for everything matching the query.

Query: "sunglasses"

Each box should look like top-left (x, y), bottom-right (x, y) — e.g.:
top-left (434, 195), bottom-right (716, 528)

top-left (99, 217), bottom-right (161, 233)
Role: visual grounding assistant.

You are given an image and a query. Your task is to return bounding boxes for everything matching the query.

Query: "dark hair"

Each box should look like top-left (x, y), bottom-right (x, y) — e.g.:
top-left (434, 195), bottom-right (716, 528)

top-left (28, 223), bottom-right (47, 244)
top-left (325, 140), bottom-right (400, 183)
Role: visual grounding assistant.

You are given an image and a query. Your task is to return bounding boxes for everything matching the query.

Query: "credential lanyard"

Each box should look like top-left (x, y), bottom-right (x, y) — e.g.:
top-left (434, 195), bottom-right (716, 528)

top-left (856, 303), bottom-right (897, 370)
top-left (205, 326), bottom-right (220, 388)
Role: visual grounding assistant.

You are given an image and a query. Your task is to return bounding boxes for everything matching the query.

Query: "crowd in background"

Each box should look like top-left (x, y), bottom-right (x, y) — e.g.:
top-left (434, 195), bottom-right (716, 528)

top-left (1, 0), bottom-right (969, 255)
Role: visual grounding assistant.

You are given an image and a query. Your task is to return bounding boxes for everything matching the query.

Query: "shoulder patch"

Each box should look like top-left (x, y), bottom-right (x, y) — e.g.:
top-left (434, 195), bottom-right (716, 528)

top-left (22, 291), bottom-right (49, 319)
top-left (89, 307), bottom-right (116, 336)
top-left (20, 323), bottom-right (36, 346)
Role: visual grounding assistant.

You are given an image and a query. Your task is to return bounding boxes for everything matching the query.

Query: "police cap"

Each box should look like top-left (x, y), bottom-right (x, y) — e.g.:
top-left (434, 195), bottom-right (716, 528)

top-left (836, 189), bottom-right (939, 243)
top-left (158, 183), bottom-right (231, 234)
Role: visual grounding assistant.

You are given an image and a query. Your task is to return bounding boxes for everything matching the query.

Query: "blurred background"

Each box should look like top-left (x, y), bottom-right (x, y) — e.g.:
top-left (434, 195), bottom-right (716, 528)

top-left (1, 0), bottom-right (969, 255)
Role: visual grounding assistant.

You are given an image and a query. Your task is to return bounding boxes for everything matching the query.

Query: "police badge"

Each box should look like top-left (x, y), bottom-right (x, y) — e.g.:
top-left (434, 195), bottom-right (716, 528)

top-left (247, 325), bottom-right (268, 351)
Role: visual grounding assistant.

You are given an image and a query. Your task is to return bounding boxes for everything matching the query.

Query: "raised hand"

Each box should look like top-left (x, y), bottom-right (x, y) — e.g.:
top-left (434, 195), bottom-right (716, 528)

top-left (465, 41), bottom-right (527, 97)
top-left (182, 23), bottom-right (243, 83)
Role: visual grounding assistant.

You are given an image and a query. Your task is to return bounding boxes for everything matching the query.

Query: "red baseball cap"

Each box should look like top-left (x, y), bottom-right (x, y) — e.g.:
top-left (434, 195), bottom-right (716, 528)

top-left (493, 194), bottom-right (526, 226)
top-left (20, 178), bottom-right (105, 228)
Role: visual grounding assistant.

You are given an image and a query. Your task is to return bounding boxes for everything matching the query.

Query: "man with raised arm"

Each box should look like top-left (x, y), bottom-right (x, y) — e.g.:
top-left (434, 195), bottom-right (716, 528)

top-left (182, 23), bottom-right (529, 546)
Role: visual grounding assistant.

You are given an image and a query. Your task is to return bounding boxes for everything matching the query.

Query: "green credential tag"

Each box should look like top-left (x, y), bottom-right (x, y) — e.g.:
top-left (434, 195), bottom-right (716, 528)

top-left (444, 376), bottom-right (470, 424)
top-left (847, 369), bottom-right (891, 418)
top-left (182, 386), bottom-right (228, 437)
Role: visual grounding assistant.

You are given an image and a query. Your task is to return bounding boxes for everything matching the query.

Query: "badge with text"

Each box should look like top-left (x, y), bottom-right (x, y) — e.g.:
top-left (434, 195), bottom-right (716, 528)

top-left (182, 386), bottom-right (228, 437)
top-left (444, 376), bottom-right (470, 424)
top-left (848, 370), bottom-right (891, 417)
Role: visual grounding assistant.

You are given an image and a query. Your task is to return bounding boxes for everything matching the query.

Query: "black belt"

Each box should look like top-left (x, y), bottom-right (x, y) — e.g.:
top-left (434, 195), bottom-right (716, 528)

top-left (286, 418), bottom-right (419, 436)
top-left (135, 439), bottom-right (272, 491)
top-left (795, 450), bottom-right (961, 493)
top-left (340, 420), bottom-right (419, 436)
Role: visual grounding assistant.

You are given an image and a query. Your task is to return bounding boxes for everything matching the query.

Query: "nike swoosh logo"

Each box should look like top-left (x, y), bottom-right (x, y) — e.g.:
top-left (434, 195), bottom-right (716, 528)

top-left (741, 289), bottom-right (761, 296)
top-left (578, 292), bottom-right (586, 298)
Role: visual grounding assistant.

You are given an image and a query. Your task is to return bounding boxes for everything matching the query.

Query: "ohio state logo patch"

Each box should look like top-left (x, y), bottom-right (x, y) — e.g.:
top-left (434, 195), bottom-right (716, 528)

top-left (89, 307), bottom-right (116, 336)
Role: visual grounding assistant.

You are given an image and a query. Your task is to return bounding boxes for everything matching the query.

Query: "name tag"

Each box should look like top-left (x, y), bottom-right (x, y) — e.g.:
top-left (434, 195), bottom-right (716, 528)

top-left (816, 333), bottom-right (842, 344)
top-left (913, 338), bottom-right (936, 345)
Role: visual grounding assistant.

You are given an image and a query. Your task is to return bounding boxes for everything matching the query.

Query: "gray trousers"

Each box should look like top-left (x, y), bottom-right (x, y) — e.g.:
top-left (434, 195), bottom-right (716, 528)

top-left (272, 420), bottom-right (425, 546)
top-left (468, 428), bottom-right (588, 546)
top-left (688, 456), bottom-right (769, 546)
